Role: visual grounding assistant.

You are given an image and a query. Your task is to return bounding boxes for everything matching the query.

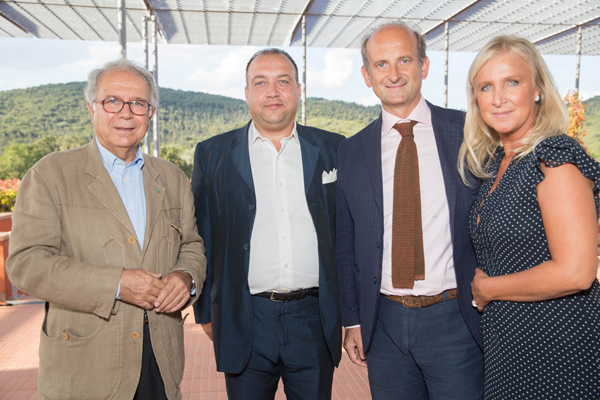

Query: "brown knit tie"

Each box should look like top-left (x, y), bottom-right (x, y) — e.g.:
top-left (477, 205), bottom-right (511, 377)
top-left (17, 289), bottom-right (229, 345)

top-left (391, 120), bottom-right (425, 289)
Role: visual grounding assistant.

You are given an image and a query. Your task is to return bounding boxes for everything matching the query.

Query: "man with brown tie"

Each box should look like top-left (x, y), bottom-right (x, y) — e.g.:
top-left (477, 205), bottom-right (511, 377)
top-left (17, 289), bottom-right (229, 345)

top-left (336, 21), bottom-right (484, 399)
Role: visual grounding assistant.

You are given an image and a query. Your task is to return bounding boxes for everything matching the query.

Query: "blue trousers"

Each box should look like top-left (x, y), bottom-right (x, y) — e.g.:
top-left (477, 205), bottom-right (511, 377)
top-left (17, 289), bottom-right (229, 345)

top-left (367, 295), bottom-right (483, 400)
top-left (225, 295), bottom-right (334, 400)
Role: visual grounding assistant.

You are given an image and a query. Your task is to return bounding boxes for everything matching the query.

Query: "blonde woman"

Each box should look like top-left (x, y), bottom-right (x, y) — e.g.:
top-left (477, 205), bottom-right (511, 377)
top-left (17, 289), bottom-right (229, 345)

top-left (459, 35), bottom-right (600, 399)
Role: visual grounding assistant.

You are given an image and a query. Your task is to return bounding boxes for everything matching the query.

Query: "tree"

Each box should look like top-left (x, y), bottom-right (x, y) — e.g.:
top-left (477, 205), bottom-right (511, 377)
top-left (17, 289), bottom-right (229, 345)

top-left (564, 91), bottom-right (587, 152)
top-left (0, 143), bottom-right (45, 179)
top-left (160, 145), bottom-right (193, 179)
top-left (0, 135), bottom-right (92, 180)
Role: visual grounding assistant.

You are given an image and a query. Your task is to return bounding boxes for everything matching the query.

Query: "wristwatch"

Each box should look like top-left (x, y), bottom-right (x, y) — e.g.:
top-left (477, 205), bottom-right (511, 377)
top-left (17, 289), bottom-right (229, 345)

top-left (183, 270), bottom-right (196, 296)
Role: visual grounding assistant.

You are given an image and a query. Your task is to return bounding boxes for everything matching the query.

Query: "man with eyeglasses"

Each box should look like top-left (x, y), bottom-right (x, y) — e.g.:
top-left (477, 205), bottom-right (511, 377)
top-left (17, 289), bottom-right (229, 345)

top-left (6, 59), bottom-right (206, 400)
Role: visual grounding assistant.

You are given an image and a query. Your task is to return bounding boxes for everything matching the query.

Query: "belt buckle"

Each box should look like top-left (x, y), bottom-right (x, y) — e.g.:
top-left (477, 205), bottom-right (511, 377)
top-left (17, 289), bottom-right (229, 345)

top-left (269, 291), bottom-right (283, 302)
top-left (269, 289), bottom-right (292, 302)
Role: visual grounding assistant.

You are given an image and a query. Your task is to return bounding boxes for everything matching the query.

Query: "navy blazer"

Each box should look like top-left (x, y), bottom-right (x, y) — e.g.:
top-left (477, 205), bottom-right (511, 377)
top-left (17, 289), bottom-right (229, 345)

top-left (336, 102), bottom-right (482, 353)
top-left (192, 121), bottom-right (344, 374)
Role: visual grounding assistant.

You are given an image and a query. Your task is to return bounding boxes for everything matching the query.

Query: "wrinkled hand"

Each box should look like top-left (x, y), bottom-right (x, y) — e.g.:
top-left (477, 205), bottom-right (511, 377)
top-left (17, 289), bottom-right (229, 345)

top-left (119, 269), bottom-right (165, 310)
top-left (154, 270), bottom-right (192, 313)
top-left (471, 268), bottom-right (491, 312)
top-left (201, 322), bottom-right (213, 341)
top-left (343, 327), bottom-right (367, 367)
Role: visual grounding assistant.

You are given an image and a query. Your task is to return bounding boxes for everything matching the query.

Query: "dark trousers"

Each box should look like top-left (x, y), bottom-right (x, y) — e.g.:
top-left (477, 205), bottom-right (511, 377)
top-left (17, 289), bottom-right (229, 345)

top-left (134, 322), bottom-right (168, 400)
top-left (367, 295), bottom-right (483, 400)
top-left (225, 295), bottom-right (334, 400)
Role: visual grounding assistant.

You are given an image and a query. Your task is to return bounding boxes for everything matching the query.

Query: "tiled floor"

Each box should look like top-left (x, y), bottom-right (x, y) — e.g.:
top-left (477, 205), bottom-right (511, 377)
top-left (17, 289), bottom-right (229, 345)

top-left (0, 299), bottom-right (371, 400)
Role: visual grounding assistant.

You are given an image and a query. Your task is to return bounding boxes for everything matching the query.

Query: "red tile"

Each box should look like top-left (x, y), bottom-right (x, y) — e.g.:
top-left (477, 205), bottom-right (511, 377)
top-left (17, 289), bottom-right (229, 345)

top-left (0, 303), bottom-right (375, 400)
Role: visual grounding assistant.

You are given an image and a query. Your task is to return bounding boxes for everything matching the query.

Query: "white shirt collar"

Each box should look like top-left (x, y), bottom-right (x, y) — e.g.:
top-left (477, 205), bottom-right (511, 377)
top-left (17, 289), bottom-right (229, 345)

top-left (248, 121), bottom-right (299, 146)
top-left (95, 136), bottom-right (144, 173)
top-left (381, 95), bottom-right (431, 138)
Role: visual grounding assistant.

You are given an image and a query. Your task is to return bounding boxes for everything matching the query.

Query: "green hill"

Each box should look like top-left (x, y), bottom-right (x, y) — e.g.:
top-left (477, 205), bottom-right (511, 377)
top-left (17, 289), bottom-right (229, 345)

top-left (4, 82), bottom-right (598, 179)
top-left (0, 82), bottom-right (381, 151)
top-left (582, 95), bottom-right (600, 160)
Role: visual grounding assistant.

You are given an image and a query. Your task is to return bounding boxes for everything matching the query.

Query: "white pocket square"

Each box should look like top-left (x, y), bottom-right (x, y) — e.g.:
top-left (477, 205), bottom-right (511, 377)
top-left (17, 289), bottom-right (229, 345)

top-left (322, 168), bottom-right (337, 184)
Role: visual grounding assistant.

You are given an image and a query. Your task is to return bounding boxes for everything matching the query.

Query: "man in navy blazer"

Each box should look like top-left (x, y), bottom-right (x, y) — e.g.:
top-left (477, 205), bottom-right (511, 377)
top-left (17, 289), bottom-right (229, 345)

top-left (337, 22), bottom-right (483, 399)
top-left (192, 49), bottom-right (343, 399)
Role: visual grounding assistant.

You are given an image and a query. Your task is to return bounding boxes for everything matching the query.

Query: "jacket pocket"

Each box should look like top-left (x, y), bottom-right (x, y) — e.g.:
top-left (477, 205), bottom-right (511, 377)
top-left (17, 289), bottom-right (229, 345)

top-left (156, 220), bottom-right (182, 275)
top-left (38, 310), bottom-right (122, 400)
top-left (168, 220), bottom-right (183, 266)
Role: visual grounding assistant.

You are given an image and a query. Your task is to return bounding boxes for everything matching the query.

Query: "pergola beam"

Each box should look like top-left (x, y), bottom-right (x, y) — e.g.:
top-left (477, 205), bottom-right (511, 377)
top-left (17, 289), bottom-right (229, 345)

top-left (151, 14), bottom-right (160, 158)
top-left (117, 0), bottom-right (125, 58)
top-left (443, 22), bottom-right (449, 108)
top-left (421, 0), bottom-right (482, 36)
top-left (532, 16), bottom-right (600, 45)
top-left (575, 26), bottom-right (582, 92)
top-left (0, 10), bottom-right (29, 35)
top-left (288, 0), bottom-right (316, 45)
top-left (302, 14), bottom-right (307, 125)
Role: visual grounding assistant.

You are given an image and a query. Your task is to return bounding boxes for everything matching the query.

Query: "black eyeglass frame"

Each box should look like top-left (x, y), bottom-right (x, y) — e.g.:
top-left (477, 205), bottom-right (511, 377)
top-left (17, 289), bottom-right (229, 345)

top-left (93, 97), bottom-right (153, 116)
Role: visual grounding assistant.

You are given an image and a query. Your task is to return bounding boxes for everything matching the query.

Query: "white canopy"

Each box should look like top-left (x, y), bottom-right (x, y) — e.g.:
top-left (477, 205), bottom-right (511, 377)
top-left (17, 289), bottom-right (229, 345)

top-left (1, 0), bottom-right (599, 55)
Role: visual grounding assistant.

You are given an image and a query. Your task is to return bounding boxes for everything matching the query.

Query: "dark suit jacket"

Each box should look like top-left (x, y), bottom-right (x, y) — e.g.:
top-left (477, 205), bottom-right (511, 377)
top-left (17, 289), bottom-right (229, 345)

top-left (192, 121), bottom-right (344, 374)
top-left (336, 101), bottom-right (482, 353)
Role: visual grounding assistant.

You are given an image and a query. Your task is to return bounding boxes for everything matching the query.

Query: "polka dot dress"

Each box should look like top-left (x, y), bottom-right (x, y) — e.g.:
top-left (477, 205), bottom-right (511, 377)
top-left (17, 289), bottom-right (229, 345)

top-left (468, 134), bottom-right (600, 400)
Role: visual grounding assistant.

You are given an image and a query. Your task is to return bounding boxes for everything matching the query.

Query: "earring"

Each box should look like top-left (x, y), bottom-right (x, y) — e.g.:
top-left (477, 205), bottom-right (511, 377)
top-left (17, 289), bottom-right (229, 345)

top-left (535, 95), bottom-right (540, 103)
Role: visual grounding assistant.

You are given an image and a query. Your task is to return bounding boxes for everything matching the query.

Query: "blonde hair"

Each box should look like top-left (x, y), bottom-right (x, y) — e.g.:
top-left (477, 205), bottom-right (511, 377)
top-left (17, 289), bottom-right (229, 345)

top-left (458, 35), bottom-right (569, 183)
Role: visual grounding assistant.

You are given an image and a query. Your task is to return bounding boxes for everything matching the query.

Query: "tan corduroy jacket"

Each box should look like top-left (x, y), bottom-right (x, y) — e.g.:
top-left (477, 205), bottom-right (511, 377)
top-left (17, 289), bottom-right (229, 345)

top-left (7, 140), bottom-right (207, 400)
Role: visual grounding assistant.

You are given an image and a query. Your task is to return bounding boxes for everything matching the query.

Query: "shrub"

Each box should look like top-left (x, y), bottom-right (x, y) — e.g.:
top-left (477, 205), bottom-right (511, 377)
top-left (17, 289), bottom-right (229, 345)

top-left (0, 178), bottom-right (20, 212)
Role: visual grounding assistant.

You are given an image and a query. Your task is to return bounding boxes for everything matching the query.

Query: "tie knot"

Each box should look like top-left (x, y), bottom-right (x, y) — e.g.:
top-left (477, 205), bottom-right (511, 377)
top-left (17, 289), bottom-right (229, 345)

top-left (393, 120), bottom-right (418, 138)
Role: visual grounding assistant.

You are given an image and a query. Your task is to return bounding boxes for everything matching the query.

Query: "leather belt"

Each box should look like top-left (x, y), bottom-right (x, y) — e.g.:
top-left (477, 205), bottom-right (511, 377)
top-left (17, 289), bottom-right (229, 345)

top-left (254, 288), bottom-right (319, 302)
top-left (384, 288), bottom-right (458, 308)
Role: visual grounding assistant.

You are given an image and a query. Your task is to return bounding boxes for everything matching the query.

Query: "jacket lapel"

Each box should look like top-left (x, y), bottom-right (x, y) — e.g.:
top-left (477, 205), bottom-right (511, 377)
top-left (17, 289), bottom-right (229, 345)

top-left (297, 125), bottom-right (328, 260)
top-left (428, 101), bottom-right (459, 224)
top-left (85, 140), bottom-right (137, 238)
top-left (361, 115), bottom-right (384, 213)
top-left (231, 122), bottom-right (255, 194)
top-left (141, 157), bottom-right (166, 252)
top-left (297, 125), bottom-right (320, 195)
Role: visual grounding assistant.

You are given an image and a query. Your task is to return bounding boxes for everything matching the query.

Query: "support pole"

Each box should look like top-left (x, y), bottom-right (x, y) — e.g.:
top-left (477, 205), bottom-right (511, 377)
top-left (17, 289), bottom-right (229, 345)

top-left (142, 16), bottom-right (150, 154)
top-left (301, 14), bottom-right (307, 125)
top-left (142, 16), bottom-right (148, 69)
top-left (575, 26), bottom-right (582, 92)
top-left (151, 15), bottom-right (160, 158)
top-left (443, 22), bottom-right (449, 108)
top-left (117, 0), bottom-right (126, 59)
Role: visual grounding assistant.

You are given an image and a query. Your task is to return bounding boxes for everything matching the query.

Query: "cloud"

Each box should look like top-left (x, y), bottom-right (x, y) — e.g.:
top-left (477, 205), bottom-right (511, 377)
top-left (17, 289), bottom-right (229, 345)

top-left (307, 49), bottom-right (354, 91)
top-left (57, 44), bottom-right (121, 77)
top-left (182, 47), bottom-right (257, 99)
top-left (360, 94), bottom-right (380, 107)
top-left (580, 91), bottom-right (600, 101)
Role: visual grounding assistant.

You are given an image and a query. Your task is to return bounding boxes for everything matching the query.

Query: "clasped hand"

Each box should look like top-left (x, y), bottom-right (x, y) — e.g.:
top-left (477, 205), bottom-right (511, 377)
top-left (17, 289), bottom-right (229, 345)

top-left (119, 269), bottom-right (191, 313)
top-left (471, 268), bottom-right (491, 312)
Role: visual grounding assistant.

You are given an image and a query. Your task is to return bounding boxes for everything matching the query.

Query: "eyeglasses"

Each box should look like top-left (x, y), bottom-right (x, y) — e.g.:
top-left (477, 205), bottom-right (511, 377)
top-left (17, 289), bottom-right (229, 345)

top-left (94, 97), bottom-right (153, 116)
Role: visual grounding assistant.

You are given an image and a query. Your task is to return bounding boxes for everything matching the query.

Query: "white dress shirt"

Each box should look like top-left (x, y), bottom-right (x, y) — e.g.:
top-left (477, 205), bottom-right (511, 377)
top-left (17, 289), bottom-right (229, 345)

top-left (380, 96), bottom-right (457, 296)
top-left (247, 122), bottom-right (319, 294)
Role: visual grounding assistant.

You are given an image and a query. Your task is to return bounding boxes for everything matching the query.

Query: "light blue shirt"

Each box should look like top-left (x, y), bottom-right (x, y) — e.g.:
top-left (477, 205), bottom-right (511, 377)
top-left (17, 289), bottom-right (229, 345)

top-left (96, 137), bottom-right (146, 299)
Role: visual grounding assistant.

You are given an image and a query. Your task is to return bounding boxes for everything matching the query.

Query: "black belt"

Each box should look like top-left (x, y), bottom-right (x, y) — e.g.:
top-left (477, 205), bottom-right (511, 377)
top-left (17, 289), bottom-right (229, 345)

top-left (254, 287), bottom-right (319, 302)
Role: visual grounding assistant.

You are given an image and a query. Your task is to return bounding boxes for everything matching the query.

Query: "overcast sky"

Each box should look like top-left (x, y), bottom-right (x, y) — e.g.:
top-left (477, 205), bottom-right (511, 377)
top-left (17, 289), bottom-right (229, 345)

top-left (1, 36), bottom-right (599, 111)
